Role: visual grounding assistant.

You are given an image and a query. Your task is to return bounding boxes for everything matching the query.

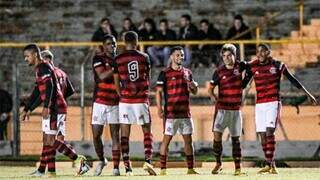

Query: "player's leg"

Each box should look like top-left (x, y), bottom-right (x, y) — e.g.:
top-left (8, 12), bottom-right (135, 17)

top-left (212, 131), bottom-right (223, 174)
top-left (49, 114), bottom-right (90, 176)
top-left (141, 123), bottom-right (157, 175)
top-left (266, 127), bottom-right (278, 174)
top-left (256, 102), bottom-right (277, 174)
top-left (43, 133), bottom-right (57, 177)
top-left (228, 110), bottom-right (246, 176)
top-left (110, 123), bottom-right (121, 176)
top-left (30, 133), bottom-right (49, 177)
top-left (179, 118), bottom-right (198, 174)
top-left (182, 134), bottom-right (198, 174)
top-left (211, 109), bottom-right (227, 174)
top-left (92, 124), bottom-right (106, 176)
top-left (120, 123), bottom-right (132, 175)
top-left (159, 135), bottom-right (173, 175)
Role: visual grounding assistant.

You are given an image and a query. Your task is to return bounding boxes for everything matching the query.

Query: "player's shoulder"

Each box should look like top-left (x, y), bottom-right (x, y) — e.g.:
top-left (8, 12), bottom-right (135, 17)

top-left (271, 58), bottom-right (285, 69)
top-left (37, 61), bottom-right (53, 71)
top-left (182, 67), bottom-right (192, 73)
top-left (54, 67), bottom-right (67, 76)
top-left (248, 58), bottom-right (259, 67)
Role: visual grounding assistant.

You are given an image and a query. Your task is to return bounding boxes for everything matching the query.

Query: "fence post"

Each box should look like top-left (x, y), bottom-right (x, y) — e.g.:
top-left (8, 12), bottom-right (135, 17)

top-left (12, 63), bottom-right (20, 157)
top-left (80, 63), bottom-right (85, 141)
top-left (239, 43), bottom-right (245, 61)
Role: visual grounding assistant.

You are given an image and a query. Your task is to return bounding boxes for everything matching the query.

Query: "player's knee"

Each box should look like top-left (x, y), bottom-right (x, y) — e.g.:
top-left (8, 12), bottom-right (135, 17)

top-left (266, 127), bottom-right (275, 136)
top-left (213, 140), bottom-right (223, 155)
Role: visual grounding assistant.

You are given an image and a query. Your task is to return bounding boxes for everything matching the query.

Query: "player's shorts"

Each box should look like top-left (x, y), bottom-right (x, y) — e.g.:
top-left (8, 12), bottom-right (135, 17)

top-left (255, 101), bottom-right (281, 132)
top-left (213, 109), bottom-right (242, 137)
top-left (164, 118), bottom-right (194, 136)
top-left (91, 102), bottom-right (119, 125)
top-left (42, 114), bottom-right (66, 136)
top-left (119, 102), bottom-right (151, 125)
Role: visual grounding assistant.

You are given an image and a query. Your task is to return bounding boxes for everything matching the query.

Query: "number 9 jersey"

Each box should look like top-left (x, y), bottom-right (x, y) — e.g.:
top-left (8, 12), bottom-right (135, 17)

top-left (113, 49), bottom-right (151, 104)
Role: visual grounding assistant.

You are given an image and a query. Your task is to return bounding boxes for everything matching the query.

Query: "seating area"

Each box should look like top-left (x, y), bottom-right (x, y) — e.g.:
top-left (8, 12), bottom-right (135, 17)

top-left (272, 19), bottom-right (320, 68)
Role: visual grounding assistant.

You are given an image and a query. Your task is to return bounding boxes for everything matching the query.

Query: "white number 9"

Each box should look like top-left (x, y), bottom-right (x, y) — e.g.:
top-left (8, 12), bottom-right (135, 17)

top-left (128, 61), bottom-right (139, 81)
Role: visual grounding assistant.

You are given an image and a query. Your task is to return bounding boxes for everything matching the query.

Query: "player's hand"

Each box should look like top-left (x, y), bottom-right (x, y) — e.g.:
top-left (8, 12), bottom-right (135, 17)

top-left (20, 110), bottom-right (30, 121)
top-left (210, 95), bottom-right (217, 104)
top-left (188, 81), bottom-right (198, 93)
top-left (157, 108), bottom-right (164, 119)
top-left (42, 108), bottom-right (49, 119)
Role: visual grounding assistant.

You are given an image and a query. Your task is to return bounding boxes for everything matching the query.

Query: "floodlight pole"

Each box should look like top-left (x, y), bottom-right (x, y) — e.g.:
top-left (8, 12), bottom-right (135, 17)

top-left (12, 63), bottom-right (20, 157)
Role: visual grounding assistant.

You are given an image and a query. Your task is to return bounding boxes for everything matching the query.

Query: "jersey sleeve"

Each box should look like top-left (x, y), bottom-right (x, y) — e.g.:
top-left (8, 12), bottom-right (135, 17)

top-left (210, 70), bottom-right (219, 86)
top-left (92, 55), bottom-right (104, 69)
top-left (37, 64), bottom-right (54, 108)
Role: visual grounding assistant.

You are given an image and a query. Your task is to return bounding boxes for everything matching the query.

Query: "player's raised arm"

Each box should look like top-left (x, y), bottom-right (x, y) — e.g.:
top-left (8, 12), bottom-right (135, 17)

top-left (94, 57), bottom-right (114, 81)
top-left (188, 72), bottom-right (198, 95)
top-left (282, 64), bottom-right (318, 105)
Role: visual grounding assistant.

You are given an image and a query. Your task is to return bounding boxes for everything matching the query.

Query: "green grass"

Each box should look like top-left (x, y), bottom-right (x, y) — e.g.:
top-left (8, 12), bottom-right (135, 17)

top-left (0, 166), bottom-right (319, 179)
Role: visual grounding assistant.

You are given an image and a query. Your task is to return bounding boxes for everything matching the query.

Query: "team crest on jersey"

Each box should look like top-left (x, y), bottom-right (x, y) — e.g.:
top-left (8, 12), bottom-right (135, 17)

top-left (233, 69), bottom-right (240, 76)
top-left (172, 77), bottom-right (176, 80)
top-left (255, 71), bottom-right (259, 75)
top-left (222, 76), bottom-right (226, 79)
top-left (269, 67), bottom-right (276, 74)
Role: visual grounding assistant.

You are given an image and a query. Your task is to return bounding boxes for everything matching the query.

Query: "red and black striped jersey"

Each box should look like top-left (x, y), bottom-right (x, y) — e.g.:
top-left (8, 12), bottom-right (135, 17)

top-left (53, 67), bottom-right (74, 99)
top-left (113, 50), bottom-right (151, 104)
top-left (35, 62), bottom-right (67, 114)
top-left (157, 67), bottom-right (193, 119)
top-left (210, 61), bottom-right (245, 110)
top-left (92, 51), bottom-right (119, 105)
top-left (248, 58), bottom-right (287, 104)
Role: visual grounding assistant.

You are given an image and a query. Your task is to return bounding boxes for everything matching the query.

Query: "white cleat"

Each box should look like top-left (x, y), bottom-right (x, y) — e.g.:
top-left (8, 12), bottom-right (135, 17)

top-left (29, 170), bottom-right (44, 177)
top-left (112, 168), bottom-right (120, 176)
top-left (94, 158), bottom-right (108, 176)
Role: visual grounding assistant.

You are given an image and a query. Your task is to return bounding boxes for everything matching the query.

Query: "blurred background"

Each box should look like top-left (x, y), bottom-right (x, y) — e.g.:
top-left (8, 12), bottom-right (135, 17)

top-left (0, 0), bottom-right (319, 161)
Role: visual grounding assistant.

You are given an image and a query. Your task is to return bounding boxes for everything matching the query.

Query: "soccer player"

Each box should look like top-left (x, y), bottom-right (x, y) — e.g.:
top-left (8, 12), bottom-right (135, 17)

top-left (243, 44), bottom-right (318, 174)
top-left (113, 31), bottom-right (156, 176)
top-left (208, 44), bottom-right (247, 176)
top-left (156, 46), bottom-right (199, 175)
top-left (91, 34), bottom-right (121, 176)
top-left (20, 44), bottom-right (90, 177)
top-left (23, 49), bottom-right (76, 176)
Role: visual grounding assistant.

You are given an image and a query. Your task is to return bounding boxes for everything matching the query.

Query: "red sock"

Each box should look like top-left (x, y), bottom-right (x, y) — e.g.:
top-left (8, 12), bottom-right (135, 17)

top-left (186, 155), bottom-right (194, 169)
top-left (46, 146), bottom-right (56, 173)
top-left (121, 137), bottom-right (131, 169)
top-left (232, 137), bottom-right (242, 169)
top-left (143, 132), bottom-right (153, 163)
top-left (112, 150), bottom-right (121, 169)
top-left (38, 145), bottom-right (50, 173)
top-left (262, 143), bottom-right (267, 160)
top-left (53, 140), bottom-right (78, 161)
top-left (266, 135), bottom-right (276, 166)
top-left (160, 154), bottom-right (167, 169)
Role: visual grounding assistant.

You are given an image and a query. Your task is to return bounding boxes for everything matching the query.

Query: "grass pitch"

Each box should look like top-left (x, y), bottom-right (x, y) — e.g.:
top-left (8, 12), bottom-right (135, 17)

top-left (0, 166), bottom-right (319, 179)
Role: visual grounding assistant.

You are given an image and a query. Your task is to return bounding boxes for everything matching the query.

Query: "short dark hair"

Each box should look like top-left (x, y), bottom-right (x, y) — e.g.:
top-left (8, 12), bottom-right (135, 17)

top-left (102, 34), bottom-right (115, 43)
top-left (200, 19), bottom-right (209, 25)
top-left (234, 14), bottom-right (243, 22)
top-left (124, 31), bottom-right (138, 44)
top-left (181, 14), bottom-right (191, 21)
top-left (170, 46), bottom-right (184, 55)
top-left (23, 44), bottom-right (41, 58)
top-left (100, 17), bottom-right (109, 24)
top-left (41, 50), bottom-right (54, 61)
top-left (160, 18), bottom-right (168, 24)
top-left (220, 44), bottom-right (237, 56)
top-left (258, 43), bottom-right (271, 51)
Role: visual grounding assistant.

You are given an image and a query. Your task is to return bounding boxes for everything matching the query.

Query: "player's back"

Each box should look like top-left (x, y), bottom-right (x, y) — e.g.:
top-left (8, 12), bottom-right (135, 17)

top-left (115, 50), bottom-right (150, 104)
